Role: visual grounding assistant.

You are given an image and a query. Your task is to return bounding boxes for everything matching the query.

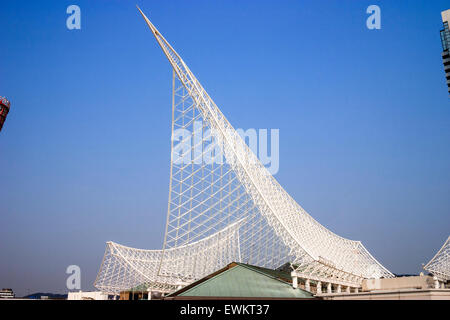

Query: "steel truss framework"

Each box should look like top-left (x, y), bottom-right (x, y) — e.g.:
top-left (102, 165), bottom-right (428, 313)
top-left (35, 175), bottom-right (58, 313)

top-left (424, 236), bottom-right (450, 281)
top-left (95, 221), bottom-right (242, 294)
top-left (94, 8), bottom-right (393, 295)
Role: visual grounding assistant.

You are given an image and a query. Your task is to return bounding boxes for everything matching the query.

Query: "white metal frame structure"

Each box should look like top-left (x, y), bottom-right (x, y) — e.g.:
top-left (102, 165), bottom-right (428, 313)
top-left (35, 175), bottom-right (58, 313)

top-left (94, 8), bottom-right (393, 295)
top-left (424, 236), bottom-right (450, 282)
top-left (95, 220), bottom-right (242, 294)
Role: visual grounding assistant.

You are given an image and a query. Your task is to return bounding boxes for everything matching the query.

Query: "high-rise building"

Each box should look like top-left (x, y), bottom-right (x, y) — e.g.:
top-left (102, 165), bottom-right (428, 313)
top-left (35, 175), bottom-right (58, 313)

top-left (441, 10), bottom-right (450, 95)
top-left (0, 96), bottom-right (11, 131)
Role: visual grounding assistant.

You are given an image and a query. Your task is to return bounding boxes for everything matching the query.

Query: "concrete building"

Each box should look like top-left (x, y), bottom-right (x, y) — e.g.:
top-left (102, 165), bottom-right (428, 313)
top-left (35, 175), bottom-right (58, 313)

top-left (67, 291), bottom-right (109, 300)
top-left (317, 275), bottom-right (450, 300)
top-left (441, 9), bottom-right (450, 95)
top-left (320, 289), bottom-right (450, 300)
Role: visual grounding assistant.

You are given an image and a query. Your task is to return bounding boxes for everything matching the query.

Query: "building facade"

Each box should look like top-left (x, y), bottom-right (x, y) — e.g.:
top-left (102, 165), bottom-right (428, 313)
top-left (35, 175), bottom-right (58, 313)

top-left (441, 10), bottom-right (450, 95)
top-left (317, 275), bottom-right (450, 300)
top-left (0, 288), bottom-right (15, 299)
top-left (0, 96), bottom-right (11, 131)
top-left (67, 291), bottom-right (109, 300)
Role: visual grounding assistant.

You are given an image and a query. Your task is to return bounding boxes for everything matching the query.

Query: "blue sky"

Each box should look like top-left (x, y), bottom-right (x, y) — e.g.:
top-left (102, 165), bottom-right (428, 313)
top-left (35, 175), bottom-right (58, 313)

top-left (0, 0), bottom-right (449, 296)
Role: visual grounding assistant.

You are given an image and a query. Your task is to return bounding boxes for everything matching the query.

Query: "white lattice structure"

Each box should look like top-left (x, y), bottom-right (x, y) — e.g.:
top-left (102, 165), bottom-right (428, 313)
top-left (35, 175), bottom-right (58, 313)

top-left (424, 236), bottom-right (450, 282)
top-left (95, 220), bottom-right (242, 294)
top-left (94, 8), bottom-right (393, 295)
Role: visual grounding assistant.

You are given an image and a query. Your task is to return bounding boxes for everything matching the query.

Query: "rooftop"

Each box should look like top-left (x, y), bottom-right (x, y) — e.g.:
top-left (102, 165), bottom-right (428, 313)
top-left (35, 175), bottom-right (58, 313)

top-left (166, 262), bottom-right (316, 299)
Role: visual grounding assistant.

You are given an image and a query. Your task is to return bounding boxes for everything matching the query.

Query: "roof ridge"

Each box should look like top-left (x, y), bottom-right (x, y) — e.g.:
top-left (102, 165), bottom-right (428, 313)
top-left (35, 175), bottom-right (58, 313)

top-left (235, 263), bottom-right (294, 285)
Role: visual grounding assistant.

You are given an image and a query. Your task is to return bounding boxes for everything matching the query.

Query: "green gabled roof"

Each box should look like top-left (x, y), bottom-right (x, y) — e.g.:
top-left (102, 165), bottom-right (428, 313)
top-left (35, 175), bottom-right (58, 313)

top-left (170, 262), bottom-right (314, 299)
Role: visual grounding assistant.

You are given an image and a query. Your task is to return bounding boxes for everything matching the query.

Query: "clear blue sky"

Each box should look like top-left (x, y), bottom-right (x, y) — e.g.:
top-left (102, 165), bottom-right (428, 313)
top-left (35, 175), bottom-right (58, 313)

top-left (0, 0), bottom-right (449, 296)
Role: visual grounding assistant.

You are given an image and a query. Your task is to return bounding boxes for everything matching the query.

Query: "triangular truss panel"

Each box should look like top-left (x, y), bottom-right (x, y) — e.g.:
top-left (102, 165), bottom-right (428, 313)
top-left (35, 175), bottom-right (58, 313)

top-left (159, 72), bottom-right (292, 274)
top-left (424, 236), bottom-right (450, 281)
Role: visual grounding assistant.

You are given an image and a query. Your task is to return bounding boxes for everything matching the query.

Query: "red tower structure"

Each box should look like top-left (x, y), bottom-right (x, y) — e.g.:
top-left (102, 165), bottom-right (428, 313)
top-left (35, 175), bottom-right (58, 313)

top-left (0, 96), bottom-right (11, 131)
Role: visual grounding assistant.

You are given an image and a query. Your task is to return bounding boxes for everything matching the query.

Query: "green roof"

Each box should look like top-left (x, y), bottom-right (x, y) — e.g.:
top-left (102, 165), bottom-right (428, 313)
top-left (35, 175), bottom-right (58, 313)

top-left (170, 263), bottom-right (314, 299)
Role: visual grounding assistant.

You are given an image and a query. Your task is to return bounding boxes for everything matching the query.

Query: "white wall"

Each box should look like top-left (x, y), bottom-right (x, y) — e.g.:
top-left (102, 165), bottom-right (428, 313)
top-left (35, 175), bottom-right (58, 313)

top-left (67, 291), bottom-right (108, 300)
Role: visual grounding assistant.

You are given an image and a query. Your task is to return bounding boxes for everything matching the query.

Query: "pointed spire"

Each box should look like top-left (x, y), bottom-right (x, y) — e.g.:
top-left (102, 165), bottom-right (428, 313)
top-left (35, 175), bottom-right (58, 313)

top-left (136, 5), bottom-right (193, 86)
top-left (136, 6), bottom-right (160, 37)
